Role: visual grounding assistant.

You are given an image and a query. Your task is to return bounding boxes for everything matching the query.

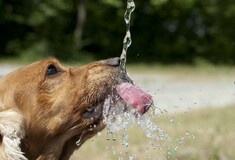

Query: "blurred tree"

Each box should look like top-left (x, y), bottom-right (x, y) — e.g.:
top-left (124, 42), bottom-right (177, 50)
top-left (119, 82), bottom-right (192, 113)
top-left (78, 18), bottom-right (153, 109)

top-left (74, 0), bottom-right (86, 51)
top-left (0, 0), bottom-right (234, 64)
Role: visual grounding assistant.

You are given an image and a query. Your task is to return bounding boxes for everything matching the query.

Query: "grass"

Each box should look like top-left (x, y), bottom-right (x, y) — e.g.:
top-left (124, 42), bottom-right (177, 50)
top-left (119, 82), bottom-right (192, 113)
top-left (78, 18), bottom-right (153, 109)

top-left (71, 106), bottom-right (235, 160)
top-left (163, 106), bottom-right (235, 160)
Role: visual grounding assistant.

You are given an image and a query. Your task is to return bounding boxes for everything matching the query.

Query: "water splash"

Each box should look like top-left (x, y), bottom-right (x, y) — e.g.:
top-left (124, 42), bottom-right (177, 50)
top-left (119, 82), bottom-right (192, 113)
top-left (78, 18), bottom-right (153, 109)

top-left (137, 116), bottom-right (169, 141)
top-left (103, 96), bottom-right (168, 141)
top-left (102, 93), bottom-right (172, 159)
top-left (100, 0), bottom-right (192, 159)
top-left (103, 95), bottom-right (137, 132)
top-left (102, 91), bottom-right (198, 159)
top-left (120, 0), bottom-right (136, 71)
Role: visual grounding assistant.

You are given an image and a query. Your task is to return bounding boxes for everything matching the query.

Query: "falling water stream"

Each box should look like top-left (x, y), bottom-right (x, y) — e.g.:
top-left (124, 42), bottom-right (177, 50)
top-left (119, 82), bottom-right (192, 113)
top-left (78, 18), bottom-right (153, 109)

top-left (101, 0), bottom-right (170, 159)
top-left (120, 0), bottom-right (135, 72)
top-left (102, 93), bottom-right (173, 159)
top-left (100, 0), bottom-right (194, 159)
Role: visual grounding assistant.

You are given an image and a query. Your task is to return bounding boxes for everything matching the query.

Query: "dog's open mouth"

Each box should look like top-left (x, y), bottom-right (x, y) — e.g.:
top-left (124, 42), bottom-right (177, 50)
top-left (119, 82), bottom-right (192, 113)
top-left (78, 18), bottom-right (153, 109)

top-left (116, 82), bottom-right (153, 114)
top-left (100, 82), bottom-right (153, 132)
top-left (101, 82), bottom-right (153, 124)
top-left (86, 82), bottom-right (152, 117)
top-left (82, 82), bottom-right (152, 125)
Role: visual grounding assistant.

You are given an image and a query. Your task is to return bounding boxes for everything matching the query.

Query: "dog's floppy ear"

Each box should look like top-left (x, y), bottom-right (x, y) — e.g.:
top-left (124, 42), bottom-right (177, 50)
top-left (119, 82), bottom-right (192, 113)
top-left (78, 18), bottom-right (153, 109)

top-left (0, 106), bottom-right (27, 160)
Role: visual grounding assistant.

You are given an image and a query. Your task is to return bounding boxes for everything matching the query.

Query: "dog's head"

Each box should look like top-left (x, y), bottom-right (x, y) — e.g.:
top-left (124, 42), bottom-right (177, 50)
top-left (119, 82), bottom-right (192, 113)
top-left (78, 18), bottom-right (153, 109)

top-left (0, 58), bottom-right (151, 159)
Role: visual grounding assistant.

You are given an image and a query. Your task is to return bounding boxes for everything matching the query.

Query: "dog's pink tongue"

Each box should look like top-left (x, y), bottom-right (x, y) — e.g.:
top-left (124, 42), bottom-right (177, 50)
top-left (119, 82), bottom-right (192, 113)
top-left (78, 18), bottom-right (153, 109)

top-left (116, 83), bottom-right (153, 114)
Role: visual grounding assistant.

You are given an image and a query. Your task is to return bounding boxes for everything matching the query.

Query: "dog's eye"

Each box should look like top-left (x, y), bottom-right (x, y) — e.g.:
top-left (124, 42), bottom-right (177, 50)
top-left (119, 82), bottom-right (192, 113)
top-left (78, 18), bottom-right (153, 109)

top-left (47, 65), bottom-right (58, 76)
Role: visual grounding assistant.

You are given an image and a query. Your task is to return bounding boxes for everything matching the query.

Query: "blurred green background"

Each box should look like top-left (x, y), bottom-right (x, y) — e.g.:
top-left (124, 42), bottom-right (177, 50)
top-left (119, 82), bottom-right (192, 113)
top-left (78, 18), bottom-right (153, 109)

top-left (1, 0), bottom-right (235, 64)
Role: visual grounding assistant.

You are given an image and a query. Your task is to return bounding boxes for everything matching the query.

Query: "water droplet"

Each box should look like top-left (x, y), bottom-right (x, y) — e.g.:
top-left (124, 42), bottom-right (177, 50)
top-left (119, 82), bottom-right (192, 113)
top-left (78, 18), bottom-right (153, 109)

top-left (175, 146), bottom-right (178, 151)
top-left (76, 132), bottom-right (84, 146)
top-left (129, 155), bottom-right (136, 160)
top-left (170, 117), bottom-right (174, 124)
top-left (97, 132), bottom-right (102, 136)
top-left (176, 137), bottom-right (185, 145)
top-left (186, 130), bottom-right (189, 136)
top-left (121, 129), bottom-right (129, 152)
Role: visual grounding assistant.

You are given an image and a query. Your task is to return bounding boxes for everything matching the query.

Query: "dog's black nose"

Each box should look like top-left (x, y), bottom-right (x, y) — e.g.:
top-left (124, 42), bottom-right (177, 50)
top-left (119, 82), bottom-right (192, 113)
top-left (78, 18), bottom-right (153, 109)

top-left (102, 57), bottom-right (120, 67)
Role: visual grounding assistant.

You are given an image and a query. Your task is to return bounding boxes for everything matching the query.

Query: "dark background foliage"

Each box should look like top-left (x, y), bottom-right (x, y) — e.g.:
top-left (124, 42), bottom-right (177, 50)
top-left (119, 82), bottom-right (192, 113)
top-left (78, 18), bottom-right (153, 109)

top-left (0, 0), bottom-right (235, 64)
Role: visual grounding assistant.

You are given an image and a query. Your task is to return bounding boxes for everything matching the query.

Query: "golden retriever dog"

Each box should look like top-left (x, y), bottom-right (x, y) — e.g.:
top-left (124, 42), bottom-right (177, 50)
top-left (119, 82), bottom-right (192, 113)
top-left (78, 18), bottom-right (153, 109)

top-left (0, 57), bottom-right (152, 160)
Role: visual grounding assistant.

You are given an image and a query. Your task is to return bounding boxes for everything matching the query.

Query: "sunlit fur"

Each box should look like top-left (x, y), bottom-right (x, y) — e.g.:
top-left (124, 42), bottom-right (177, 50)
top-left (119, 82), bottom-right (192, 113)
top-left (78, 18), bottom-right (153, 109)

top-left (0, 58), bottom-right (123, 160)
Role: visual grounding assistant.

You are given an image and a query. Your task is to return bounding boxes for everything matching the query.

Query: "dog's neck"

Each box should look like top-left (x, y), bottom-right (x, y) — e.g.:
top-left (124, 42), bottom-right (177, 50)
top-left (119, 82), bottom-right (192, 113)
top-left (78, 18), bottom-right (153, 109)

top-left (21, 135), bottom-right (74, 160)
top-left (21, 129), bottom-right (96, 160)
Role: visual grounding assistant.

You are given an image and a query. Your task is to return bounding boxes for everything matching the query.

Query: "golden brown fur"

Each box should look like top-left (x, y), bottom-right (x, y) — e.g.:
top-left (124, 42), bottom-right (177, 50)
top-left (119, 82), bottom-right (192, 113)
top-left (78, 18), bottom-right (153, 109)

top-left (0, 57), bottom-right (128, 160)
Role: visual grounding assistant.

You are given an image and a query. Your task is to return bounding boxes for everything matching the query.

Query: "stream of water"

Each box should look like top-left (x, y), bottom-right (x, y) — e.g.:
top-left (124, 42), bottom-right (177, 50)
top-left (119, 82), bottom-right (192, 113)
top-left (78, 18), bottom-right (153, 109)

top-left (104, 0), bottom-right (169, 159)
top-left (101, 0), bottom-right (193, 159)
top-left (102, 94), bottom-right (174, 159)
top-left (120, 0), bottom-right (135, 71)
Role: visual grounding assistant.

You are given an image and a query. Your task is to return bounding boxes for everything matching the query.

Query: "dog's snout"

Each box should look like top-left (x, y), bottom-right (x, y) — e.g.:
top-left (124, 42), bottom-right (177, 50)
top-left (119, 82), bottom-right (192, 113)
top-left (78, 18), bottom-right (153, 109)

top-left (102, 57), bottom-right (120, 67)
